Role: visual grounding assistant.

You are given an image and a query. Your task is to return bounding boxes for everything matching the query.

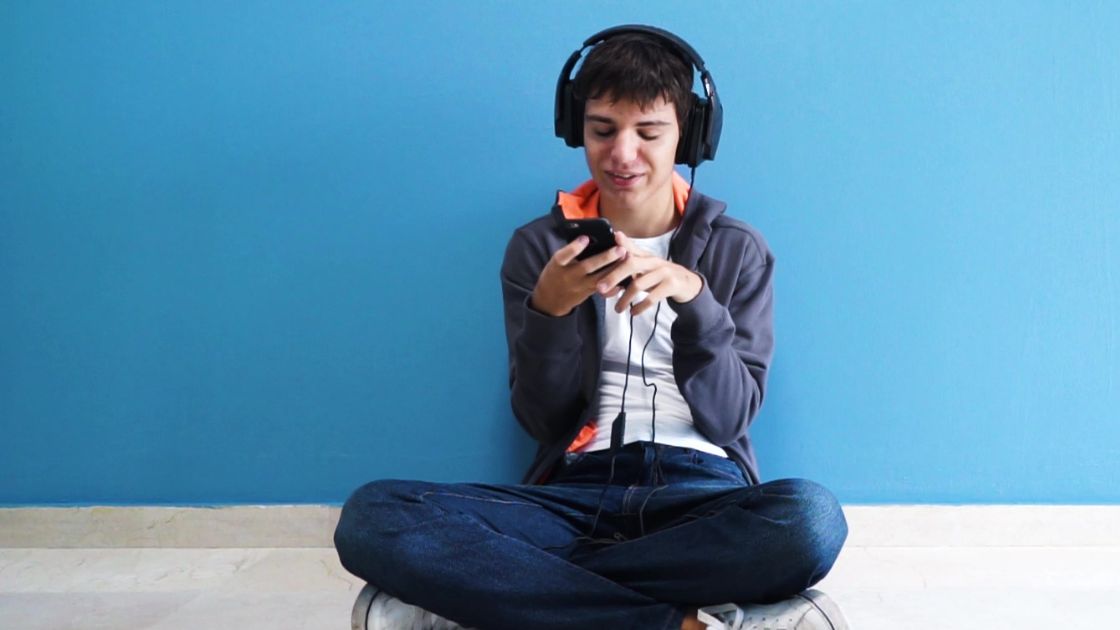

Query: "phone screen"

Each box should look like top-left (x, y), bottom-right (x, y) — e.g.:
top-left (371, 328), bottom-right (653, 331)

top-left (559, 218), bottom-right (615, 260)
top-left (557, 218), bottom-right (631, 287)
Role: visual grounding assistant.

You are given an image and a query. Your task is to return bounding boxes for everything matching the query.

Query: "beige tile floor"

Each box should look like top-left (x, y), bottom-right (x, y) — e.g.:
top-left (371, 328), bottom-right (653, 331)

top-left (2, 545), bottom-right (1118, 629)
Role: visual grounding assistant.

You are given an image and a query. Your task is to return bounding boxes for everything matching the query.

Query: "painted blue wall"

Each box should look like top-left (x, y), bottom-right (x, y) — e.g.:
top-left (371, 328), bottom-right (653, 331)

top-left (2, 2), bottom-right (1117, 505)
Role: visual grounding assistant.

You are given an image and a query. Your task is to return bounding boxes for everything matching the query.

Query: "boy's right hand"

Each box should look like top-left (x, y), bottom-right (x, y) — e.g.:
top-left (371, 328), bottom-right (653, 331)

top-left (529, 236), bottom-right (629, 317)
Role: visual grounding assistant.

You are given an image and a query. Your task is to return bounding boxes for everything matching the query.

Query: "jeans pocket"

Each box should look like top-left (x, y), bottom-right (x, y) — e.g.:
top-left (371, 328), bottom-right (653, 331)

top-left (692, 451), bottom-right (749, 485)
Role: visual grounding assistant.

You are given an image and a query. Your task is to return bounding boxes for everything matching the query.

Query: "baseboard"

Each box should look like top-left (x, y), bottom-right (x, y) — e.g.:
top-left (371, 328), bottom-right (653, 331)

top-left (0, 505), bottom-right (341, 548)
top-left (1, 504), bottom-right (1117, 548)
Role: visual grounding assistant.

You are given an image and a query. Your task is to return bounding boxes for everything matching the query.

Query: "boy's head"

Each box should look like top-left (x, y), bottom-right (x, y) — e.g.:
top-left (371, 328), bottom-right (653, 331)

top-left (556, 26), bottom-right (722, 168)
top-left (571, 32), bottom-right (695, 132)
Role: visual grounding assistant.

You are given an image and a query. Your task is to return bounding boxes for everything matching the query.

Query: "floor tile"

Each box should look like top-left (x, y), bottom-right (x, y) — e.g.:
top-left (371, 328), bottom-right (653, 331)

top-left (2, 545), bottom-right (1119, 629)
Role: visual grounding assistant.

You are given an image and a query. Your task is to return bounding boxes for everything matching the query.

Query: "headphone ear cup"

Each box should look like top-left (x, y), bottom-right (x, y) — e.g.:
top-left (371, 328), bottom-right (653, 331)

top-left (676, 94), bottom-right (706, 167)
top-left (567, 89), bottom-right (585, 148)
top-left (702, 90), bottom-right (722, 161)
top-left (559, 83), bottom-right (584, 148)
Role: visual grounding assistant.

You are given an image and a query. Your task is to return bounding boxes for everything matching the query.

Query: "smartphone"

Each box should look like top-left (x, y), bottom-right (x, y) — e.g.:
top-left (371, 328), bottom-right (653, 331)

top-left (558, 217), bottom-right (631, 288)
top-left (559, 218), bottom-right (617, 260)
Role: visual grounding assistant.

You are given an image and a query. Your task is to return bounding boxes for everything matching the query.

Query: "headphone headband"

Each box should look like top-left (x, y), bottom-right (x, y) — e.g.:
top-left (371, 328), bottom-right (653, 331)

top-left (580, 25), bottom-right (710, 79)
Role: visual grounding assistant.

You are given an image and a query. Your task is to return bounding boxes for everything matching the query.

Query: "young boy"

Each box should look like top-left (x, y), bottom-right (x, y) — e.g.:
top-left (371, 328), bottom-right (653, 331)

top-left (335, 25), bottom-right (849, 630)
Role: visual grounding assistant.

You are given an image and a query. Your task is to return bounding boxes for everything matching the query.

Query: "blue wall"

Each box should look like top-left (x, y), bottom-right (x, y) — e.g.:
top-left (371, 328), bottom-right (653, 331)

top-left (2, 2), bottom-right (1117, 505)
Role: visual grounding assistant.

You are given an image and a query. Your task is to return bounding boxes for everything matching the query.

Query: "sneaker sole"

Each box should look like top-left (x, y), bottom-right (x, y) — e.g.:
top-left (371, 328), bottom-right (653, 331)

top-left (794, 589), bottom-right (849, 630)
top-left (351, 583), bottom-right (378, 630)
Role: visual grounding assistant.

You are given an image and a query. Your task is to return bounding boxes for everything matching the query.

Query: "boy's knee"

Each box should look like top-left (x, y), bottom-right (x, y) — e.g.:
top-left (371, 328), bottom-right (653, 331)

top-left (750, 479), bottom-right (844, 566)
top-left (779, 478), bottom-right (848, 586)
top-left (334, 479), bottom-right (421, 555)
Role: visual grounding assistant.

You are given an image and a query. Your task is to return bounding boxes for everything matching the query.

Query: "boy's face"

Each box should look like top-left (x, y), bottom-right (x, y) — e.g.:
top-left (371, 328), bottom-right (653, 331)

top-left (582, 96), bottom-right (680, 219)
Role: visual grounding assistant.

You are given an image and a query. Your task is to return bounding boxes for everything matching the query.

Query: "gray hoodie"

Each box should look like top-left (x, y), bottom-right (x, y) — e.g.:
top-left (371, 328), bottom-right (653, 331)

top-left (500, 186), bottom-right (774, 485)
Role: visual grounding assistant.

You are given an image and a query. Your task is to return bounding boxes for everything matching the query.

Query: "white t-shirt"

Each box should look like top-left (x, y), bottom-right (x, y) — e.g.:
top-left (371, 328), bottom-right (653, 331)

top-left (585, 230), bottom-right (729, 458)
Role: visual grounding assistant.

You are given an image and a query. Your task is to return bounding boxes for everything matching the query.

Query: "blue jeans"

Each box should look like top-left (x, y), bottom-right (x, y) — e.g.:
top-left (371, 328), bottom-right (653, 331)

top-left (334, 442), bottom-right (847, 630)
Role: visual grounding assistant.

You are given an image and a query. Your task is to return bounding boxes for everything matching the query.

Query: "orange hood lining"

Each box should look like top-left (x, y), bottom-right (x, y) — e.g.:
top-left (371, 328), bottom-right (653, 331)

top-left (556, 171), bottom-right (691, 220)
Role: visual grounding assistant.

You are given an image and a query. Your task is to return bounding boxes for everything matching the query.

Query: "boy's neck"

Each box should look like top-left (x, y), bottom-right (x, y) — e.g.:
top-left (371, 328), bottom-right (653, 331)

top-left (600, 189), bottom-right (678, 238)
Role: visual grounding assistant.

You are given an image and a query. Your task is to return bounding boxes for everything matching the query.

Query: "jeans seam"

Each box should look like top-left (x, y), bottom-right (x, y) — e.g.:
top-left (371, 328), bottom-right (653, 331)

top-left (419, 491), bottom-right (538, 507)
top-left (418, 490), bottom-right (587, 519)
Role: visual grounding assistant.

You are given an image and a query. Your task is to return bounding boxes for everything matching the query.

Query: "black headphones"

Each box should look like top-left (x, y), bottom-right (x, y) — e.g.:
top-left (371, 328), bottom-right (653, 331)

top-left (554, 24), bottom-right (723, 168)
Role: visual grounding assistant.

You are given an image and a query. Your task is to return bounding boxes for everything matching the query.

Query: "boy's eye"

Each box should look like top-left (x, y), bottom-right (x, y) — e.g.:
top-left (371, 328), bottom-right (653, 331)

top-left (591, 129), bottom-right (660, 141)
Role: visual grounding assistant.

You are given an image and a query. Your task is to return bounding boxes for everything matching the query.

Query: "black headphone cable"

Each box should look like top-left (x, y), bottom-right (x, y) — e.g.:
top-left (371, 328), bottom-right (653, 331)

top-left (584, 165), bottom-right (698, 542)
top-left (635, 164), bottom-right (697, 536)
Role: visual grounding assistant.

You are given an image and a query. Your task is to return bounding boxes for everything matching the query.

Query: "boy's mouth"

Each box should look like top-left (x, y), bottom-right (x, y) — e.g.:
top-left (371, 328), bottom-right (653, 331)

top-left (606, 171), bottom-right (642, 187)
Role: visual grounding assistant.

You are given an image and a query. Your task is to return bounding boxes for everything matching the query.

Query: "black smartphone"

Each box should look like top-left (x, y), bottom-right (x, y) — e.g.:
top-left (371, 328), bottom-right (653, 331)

top-left (558, 218), bottom-right (616, 260)
top-left (558, 217), bottom-right (631, 288)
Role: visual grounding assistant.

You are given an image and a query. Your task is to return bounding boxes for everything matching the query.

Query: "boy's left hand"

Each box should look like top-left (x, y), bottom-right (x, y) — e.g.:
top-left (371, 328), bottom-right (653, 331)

top-left (596, 231), bottom-right (703, 316)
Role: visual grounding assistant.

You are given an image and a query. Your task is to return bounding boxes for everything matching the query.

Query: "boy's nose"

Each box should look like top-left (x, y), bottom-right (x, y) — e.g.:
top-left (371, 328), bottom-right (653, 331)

top-left (609, 133), bottom-right (639, 164)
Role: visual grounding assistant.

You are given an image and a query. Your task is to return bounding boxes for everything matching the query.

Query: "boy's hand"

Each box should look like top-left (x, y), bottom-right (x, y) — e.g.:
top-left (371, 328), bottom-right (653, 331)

top-left (530, 236), bottom-right (629, 317)
top-left (596, 231), bottom-right (703, 316)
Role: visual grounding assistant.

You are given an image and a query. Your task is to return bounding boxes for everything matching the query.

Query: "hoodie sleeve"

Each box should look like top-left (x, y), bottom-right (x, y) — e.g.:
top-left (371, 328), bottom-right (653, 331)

top-left (668, 229), bottom-right (775, 446)
top-left (500, 227), bottom-right (587, 445)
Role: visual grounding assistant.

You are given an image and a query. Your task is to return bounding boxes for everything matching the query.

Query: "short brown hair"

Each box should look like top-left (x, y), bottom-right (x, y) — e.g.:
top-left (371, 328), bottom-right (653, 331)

top-left (571, 32), bottom-right (694, 129)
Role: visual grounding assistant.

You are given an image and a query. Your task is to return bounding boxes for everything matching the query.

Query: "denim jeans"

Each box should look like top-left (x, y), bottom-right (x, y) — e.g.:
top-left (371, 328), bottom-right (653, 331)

top-left (334, 442), bottom-right (847, 630)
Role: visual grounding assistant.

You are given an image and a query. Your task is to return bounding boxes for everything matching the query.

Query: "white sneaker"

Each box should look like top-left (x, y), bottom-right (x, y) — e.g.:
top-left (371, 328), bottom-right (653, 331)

top-left (696, 589), bottom-right (849, 630)
top-left (351, 583), bottom-right (469, 630)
